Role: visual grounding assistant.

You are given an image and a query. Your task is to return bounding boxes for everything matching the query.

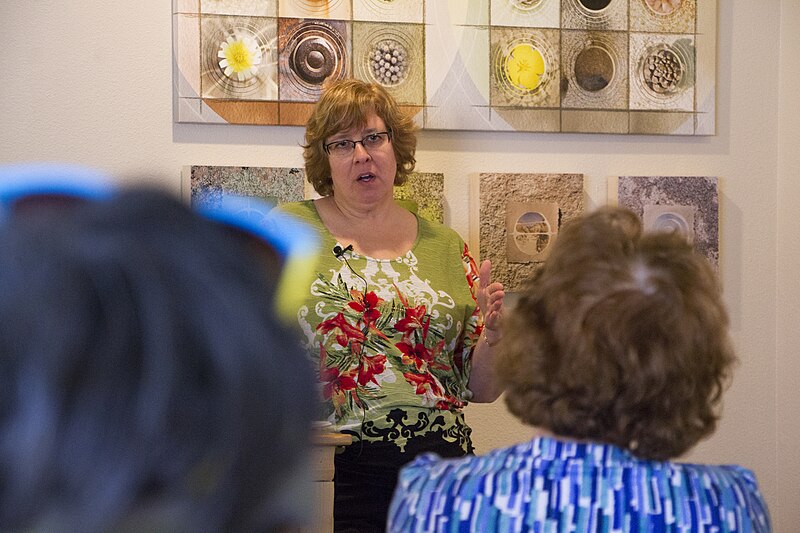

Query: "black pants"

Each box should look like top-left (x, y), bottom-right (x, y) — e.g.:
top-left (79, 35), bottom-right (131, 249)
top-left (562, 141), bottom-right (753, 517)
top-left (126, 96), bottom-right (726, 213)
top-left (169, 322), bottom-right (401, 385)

top-left (333, 433), bottom-right (471, 533)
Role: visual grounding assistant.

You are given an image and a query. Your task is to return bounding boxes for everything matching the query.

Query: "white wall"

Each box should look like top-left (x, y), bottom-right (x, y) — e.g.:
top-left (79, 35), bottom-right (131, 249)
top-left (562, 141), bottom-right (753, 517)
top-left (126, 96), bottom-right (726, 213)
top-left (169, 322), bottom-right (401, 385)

top-left (0, 1), bottom-right (795, 528)
top-left (776, 0), bottom-right (800, 531)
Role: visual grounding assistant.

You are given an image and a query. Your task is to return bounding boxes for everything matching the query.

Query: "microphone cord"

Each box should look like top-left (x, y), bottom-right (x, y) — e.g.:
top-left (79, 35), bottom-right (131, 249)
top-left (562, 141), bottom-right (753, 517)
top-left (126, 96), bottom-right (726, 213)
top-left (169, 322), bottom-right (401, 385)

top-left (332, 244), bottom-right (369, 457)
top-left (333, 244), bottom-right (368, 294)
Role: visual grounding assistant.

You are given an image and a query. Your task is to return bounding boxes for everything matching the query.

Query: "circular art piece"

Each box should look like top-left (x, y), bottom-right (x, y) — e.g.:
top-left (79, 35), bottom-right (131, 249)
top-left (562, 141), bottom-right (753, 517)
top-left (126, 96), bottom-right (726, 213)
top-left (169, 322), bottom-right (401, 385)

top-left (218, 30), bottom-right (263, 82)
top-left (629, 36), bottom-right (694, 110)
top-left (355, 0), bottom-right (422, 23)
top-left (574, 45), bottom-right (614, 92)
top-left (505, 44), bottom-right (546, 91)
top-left (203, 22), bottom-right (278, 99)
top-left (284, 21), bottom-right (347, 93)
top-left (369, 39), bottom-right (409, 87)
top-left (641, 46), bottom-right (684, 95)
top-left (510, 0), bottom-right (545, 11)
top-left (291, 0), bottom-right (349, 16)
top-left (499, 41), bottom-right (547, 94)
top-left (578, 0), bottom-right (613, 11)
top-left (513, 211), bottom-right (552, 256)
top-left (644, 0), bottom-right (682, 15)
top-left (562, 0), bottom-right (626, 30)
top-left (353, 24), bottom-right (422, 102)
top-left (292, 35), bottom-right (338, 83)
top-left (652, 212), bottom-right (690, 236)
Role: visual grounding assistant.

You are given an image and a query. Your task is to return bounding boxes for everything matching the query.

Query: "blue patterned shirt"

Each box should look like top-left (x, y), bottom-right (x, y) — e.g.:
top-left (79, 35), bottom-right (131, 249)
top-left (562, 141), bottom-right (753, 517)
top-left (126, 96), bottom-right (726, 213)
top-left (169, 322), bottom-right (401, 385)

top-left (388, 436), bottom-right (771, 532)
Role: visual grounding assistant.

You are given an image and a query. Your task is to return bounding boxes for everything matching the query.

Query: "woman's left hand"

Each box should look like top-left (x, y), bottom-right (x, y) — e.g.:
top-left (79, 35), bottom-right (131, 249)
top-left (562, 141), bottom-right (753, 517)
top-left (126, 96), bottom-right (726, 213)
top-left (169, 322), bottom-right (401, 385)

top-left (467, 260), bottom-right (506, 402)
top-left (478, 260), bottom-right (505, 339)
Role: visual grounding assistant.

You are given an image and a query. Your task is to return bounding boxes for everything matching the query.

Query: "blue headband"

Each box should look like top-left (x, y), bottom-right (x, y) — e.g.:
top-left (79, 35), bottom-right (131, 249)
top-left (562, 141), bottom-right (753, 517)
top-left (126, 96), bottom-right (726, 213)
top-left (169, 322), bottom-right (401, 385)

top-left (0, 163), bottom-right (115, 219)
top-left (0, 163), bottom-right (319, 322)
top-left (0, 163), bottom-right (316, 263)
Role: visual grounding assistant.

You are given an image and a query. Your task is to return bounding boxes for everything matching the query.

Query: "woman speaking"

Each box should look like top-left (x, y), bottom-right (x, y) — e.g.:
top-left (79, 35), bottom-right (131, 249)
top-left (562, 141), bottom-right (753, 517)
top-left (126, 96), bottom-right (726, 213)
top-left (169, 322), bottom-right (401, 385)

top-left (276, 79), bottom-right (505, 532)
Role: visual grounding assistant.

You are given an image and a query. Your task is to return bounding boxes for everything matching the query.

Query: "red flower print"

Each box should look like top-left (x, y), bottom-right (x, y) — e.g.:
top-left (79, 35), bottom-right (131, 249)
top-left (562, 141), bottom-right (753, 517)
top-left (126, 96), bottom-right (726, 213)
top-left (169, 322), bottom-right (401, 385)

top-left (392, 283), bottom-right (432, 343)
top-left (463, 243), bottom-right (480, 292)
top-left (397, 339), bottom-right (449, 373)
top-left (357, 353), bottom-right (387, 386)
top-left (403, 371), bottom-right (443, 397)
top-left (320, 365), bottom-right (358, 398)
top-left (436, 394), bottom-right (466, 411)
top-left (397, 341), bottom-right (433, 371)
top-left (319, 345), bottom-right (360, 414)
top-left (394, 304), bottom-right (428, 337)
top-left (393, 284), bottom-right (411, 307)
top-left (317, 312), bottom-right (366, 349)
top-left (348, 290), bottom-right (383, 327)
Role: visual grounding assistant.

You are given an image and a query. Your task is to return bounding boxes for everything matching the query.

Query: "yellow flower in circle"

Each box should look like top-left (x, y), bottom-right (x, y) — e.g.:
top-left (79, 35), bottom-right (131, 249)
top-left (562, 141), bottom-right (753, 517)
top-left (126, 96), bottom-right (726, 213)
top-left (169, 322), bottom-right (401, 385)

top-left (218, 33), bottom-right (262, 82)
top-left (505, 44), bottom-right (545, 91)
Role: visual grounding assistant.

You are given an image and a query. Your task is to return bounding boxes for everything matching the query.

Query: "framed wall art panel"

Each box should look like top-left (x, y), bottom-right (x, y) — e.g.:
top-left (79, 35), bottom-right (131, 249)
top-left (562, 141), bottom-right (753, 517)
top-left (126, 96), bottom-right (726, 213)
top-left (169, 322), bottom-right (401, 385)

top-left (173, 0), bottom-right (716, 134)
top-left (609, 175), bottom-right (720, 269)
top-left (471, 172), bottom-right (584, 292)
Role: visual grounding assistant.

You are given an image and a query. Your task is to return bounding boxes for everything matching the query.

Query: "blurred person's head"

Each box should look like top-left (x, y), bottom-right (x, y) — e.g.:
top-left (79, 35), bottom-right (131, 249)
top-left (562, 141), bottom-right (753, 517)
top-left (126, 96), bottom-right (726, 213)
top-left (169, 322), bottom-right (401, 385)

top-left (0, 187), bottom-right (316, 532)
top-left (303, 78), bottom-right (417, 196)
top-left (498, 206), bottom-right (735, 461)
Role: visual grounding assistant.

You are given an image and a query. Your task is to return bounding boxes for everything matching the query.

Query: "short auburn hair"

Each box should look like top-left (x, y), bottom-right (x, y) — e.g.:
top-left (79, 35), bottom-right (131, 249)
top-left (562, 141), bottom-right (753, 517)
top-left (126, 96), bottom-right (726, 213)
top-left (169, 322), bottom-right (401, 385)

top-left (498, 207), bottom-right (735, 461)
top-left (302, 79), bottom-right (417, 197)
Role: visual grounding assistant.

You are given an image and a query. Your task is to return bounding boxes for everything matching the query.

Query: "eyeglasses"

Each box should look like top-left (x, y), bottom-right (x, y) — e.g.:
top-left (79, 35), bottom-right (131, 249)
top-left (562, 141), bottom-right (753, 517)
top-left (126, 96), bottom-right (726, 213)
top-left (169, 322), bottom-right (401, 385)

top-left (323, 130), bottom-right (392, 157)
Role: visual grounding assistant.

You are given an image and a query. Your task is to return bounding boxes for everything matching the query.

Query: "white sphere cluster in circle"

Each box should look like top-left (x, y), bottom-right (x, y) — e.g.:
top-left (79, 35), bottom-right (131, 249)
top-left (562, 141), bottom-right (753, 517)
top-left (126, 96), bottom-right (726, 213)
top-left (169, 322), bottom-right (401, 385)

top-left (370, 40), bottom-right (408, 86)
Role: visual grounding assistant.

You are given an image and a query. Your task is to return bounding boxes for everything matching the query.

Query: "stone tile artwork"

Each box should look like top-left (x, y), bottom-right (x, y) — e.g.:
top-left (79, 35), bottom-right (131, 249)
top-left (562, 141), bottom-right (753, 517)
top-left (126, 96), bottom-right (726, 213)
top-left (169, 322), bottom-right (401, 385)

top-left (186, 165), bottom-right (306, 209)
top-left (615, 175), bottom-right (719, 269)
top-left (173, 0), bottom-right (716, 134)
top-left (477, 173), bottom-right (584, 292)
top-left (185, 165), bottom-right (444, 223)
top-left (394, 172), bottom-right (444, 223)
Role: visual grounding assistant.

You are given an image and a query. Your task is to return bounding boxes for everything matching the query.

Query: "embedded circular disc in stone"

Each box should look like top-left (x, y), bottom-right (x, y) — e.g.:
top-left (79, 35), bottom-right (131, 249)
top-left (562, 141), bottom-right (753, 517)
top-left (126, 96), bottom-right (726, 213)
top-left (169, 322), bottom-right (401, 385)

top-left (574, 46), bottom-right (614, 92)
top-left (578, 0), bottom-right (612, 11)
top-left (292, 36), bottom-right (336, 84)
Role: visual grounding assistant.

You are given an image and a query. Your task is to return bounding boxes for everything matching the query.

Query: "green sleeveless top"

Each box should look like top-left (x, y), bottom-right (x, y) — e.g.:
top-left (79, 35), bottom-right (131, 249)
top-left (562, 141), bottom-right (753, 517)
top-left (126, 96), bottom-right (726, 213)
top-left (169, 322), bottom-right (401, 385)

top-left (276, 200), bottom-right (484, 452)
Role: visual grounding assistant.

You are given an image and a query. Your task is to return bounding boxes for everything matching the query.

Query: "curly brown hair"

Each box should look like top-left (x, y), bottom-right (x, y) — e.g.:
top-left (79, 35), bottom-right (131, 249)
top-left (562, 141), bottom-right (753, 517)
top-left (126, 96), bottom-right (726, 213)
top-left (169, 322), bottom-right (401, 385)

top-left (498, 206), bottom-right (735, 461)
top-left (302, 79), bottom-right (417, 197)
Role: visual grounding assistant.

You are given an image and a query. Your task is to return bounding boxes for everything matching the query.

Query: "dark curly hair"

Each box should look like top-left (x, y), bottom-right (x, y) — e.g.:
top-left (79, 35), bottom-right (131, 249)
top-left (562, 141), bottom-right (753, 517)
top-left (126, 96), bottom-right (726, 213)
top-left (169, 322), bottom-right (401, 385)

top-left (302, 78), bottom-right (417, 197)
top-left (498, 206), bottom-right (735, 461)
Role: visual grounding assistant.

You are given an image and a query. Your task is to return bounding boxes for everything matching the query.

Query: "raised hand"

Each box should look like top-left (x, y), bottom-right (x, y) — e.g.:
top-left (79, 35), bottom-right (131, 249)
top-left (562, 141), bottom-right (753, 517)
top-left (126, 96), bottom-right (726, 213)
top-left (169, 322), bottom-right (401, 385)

top-left (478, 259), bottom-right (505, 339)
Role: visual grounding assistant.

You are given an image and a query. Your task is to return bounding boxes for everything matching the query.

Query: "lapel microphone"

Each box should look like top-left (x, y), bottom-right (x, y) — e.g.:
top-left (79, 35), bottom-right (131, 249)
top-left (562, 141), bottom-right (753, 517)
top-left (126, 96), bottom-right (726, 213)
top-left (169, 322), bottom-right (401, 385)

top-left (332, 243), bottom-right (367, 292)
top-left (332, 243), bottom-right (354, 258)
